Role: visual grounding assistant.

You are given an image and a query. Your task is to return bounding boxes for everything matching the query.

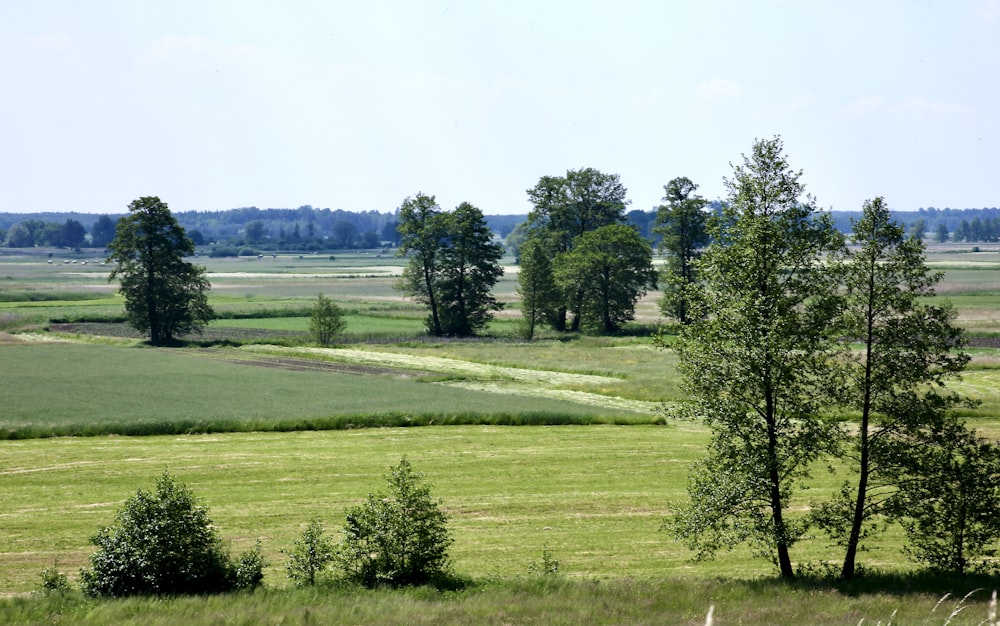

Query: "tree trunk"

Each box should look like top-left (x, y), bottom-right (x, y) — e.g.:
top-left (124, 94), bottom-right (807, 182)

top-left (843, 270), bottom-right (878, 580)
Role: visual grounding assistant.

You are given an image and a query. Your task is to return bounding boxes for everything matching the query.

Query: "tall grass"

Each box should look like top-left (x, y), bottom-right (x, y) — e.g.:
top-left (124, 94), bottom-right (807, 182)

top-left (3, 577), bottom-right (997, 625)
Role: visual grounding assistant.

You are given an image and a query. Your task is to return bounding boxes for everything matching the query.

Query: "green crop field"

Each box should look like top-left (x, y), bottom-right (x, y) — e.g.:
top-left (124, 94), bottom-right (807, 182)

top-left (3, 246), bottom-right (1000, 623)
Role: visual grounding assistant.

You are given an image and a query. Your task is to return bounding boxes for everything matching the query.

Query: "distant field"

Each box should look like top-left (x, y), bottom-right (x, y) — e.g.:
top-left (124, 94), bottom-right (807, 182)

top-left (0, 341), bottom-right (651, 438)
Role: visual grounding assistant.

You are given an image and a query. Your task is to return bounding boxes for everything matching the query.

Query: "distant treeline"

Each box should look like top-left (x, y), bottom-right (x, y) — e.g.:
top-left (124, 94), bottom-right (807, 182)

top-left (2, 205), bottom-right (998, 250)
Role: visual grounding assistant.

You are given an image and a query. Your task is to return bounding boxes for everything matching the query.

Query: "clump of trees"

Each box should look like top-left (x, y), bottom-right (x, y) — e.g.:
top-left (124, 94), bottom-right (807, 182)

top-left (395, 193), bottom-right (504, 337)
top-left (517, 168), bottom-right (656, 335)
top-left (107, 196), bottom-right (215, 345)
top-left (666, 136), bottom-right (1000, 580)
top-left (67, 458), bottom-right (453, 596)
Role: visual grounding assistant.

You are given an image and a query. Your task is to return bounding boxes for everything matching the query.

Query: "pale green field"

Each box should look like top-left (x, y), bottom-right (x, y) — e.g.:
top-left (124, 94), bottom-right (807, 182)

top-left (0, 424), bottom-right (919, 594)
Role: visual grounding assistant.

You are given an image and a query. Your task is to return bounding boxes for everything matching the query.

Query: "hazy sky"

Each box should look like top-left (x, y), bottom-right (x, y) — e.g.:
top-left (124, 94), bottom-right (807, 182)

top-left (2, 1), bottom-right (998, 215)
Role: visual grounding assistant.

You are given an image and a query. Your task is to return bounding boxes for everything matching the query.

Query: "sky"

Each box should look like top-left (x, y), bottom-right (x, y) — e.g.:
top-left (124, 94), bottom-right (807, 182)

top-left (2, 1), bottom-right (998, 216)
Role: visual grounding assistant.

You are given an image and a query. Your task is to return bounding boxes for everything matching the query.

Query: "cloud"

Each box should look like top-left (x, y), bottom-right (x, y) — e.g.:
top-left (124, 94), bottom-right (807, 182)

top-left (844, 96), bottom-right (972, 117)
top-left (977, 0), bottom-right (1000, 21)
top-left (136, 34), bottom-right (274, 74)
top-left (695, 78), bottom-right (740, 102)
top-left (783, 93), bottom-right (816, 114)
top-left (844, 96), bottom-right (885, 116)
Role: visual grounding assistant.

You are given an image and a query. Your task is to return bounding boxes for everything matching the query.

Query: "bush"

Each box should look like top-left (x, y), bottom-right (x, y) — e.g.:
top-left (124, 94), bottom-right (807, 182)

top-left (233, 541), bottom-right (268, 590)
top-left (309, 293), bottom-right (347, 346)
top-left (285, 519), bottom-right (335, 586)
top-left (79, 471), bottom-right (263, 597)
top-left (336, 457), bottom-right (452, 587)
top-left (37, 565), bottom-right (71, 595)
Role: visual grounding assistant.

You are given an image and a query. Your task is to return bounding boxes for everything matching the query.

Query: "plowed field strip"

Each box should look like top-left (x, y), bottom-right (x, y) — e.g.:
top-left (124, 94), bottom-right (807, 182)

top-left (178, 348), bottom-right (434, 378)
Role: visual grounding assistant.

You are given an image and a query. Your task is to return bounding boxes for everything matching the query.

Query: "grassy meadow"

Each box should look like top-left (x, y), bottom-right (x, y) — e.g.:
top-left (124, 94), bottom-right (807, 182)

top-left (3, 245), bottom-right (1000, 623)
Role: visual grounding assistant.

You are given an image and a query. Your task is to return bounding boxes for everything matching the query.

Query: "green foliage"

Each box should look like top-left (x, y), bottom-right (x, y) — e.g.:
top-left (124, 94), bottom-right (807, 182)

top-left (526, 546), bottom-right (560, 576)
top-left (285, 520), bottom-right (336, 586)
top-left (37, 565), bottom-right (71, 595)
top-left (308, 293), bottom-right (347, 346)
top-left (516, 236), bottom-right (560, 339)
top-left (819, 197), bottom-right (973, 580)
top-left (395, 195), bottom-right (504, 336)
top-left (654, 176), bottom-right (709, 324)
top-left (525, 167), bottom-right (628, 331)
top-left (888, 422), bottom-right (1000, 576)
top-left (336, 458), bottom-right (453, 587)
top-left (552, 224), bottom-right (656, 333)
top-left (79, 471), bottom-right (256, 597)
top-left (233, 541), bottom-right (268, 590)
top-left (670, 136), bottom-right (844, 578)
top-left (107, 196), bottom-right (215, 344)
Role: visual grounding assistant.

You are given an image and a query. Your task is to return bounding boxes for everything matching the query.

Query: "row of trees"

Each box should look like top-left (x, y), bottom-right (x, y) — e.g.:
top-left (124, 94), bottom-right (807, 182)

top-left (3, 218), bottom-right (93, 249)
top-left (667, 136), bottom-right (999, 580)
top-left (393, 170), bottom-right (663, 339)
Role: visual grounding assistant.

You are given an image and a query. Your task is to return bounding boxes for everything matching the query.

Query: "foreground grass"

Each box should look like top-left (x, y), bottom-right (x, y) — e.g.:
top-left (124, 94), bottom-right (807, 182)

top-left (5, 577), bottom-right (999, 625)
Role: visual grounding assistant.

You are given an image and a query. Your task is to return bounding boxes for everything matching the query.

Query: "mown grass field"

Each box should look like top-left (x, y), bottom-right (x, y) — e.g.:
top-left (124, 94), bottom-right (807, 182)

top-left (2, 245), bottom-right (1000, 623)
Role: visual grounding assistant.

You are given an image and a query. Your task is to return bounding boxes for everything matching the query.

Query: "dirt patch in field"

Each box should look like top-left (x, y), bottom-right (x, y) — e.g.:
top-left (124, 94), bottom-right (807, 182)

top-left (191, 349), bottom-right (435, 378)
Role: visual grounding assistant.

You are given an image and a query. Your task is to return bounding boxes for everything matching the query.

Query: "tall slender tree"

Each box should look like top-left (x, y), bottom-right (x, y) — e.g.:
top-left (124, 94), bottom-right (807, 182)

top-left (816, 197), bottom-right (971, 579)
top-left (654, 177), bottom-right (709, 324)
top-left (669, 137), bottom-right (843, 578)
top-left (396, 193), bottom-right (448, 336)
top-left (107, 196), bottom-right (214, 345)
top-left (516, 235), bottom-right (560, 340)
top-left (435, 202), bottom-right (505, 337)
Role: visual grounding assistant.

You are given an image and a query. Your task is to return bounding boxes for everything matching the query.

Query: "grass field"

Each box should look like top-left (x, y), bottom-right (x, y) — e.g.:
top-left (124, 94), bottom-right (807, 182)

top-left (3, 246), bottom-right (1000, 623)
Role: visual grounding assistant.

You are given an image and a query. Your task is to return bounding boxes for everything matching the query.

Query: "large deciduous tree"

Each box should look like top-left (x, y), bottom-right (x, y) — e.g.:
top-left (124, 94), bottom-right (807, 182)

top-left (526, 168), bottom-right (628, 331)
top-left (553, 224), bottom-right (656, 333)
top-left (817, 197), bottom-right (973, 579)
top-left (435, 202), bottom-right (505, 337)
top-left (396, 193), bottom-right (447, 336)
top-left (395, 194), bottom-right (504, 337)
top-left (669, 137), bottom-right (843, 579)
top-left (108, 196), bottom-right (214, 345)
top-left (654, 177), bottom-right (709, 324)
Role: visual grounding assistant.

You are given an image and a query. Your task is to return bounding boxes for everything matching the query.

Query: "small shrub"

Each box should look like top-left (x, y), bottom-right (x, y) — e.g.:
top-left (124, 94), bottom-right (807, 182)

top-left (335, 457), bottom-right (452, 587)
top-left (233, 540), bottom-right (268, 590)
top-left (527, 545), bottom-right (560, 576)
top-left (38, 565), bottom-right (71, 595)
top-left (285, 519), bottom-right (335, 586)
top-left (79, 470), bottom-right (251, 597)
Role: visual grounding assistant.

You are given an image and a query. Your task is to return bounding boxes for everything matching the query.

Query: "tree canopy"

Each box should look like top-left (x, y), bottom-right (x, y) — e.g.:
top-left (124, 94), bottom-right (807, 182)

top-left (525, 167), bottom-right (630, 331)
top-left (395, 194), bottom-right (504, 337)
top-left (655, 177), bottom-right (709, 324)
top-left (107, 196), bottom-right (215, 345)
top-left (669, 137), bottom-right (844, 578)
